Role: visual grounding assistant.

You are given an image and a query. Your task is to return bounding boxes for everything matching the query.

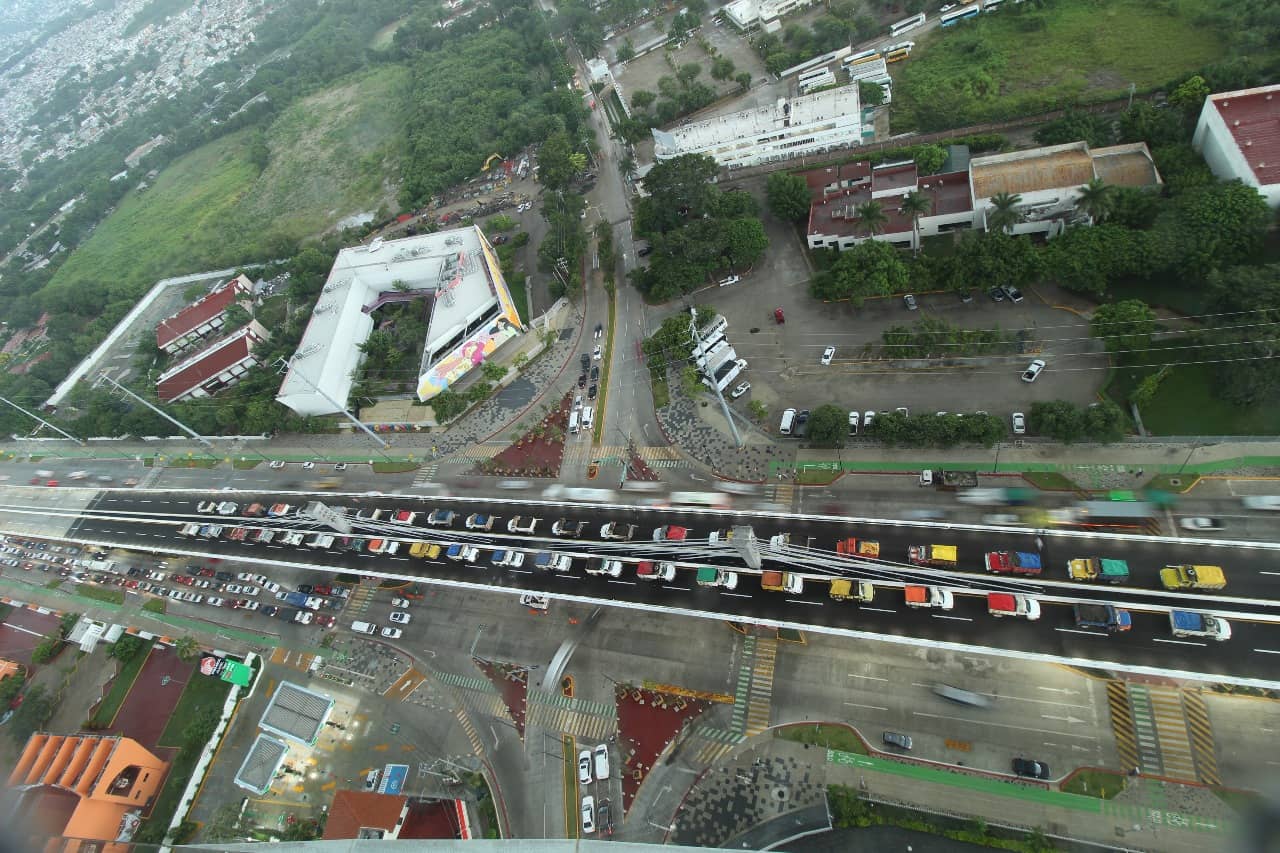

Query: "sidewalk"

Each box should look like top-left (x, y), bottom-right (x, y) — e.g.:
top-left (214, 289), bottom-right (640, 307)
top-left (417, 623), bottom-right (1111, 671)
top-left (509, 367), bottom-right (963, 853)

top-left (671, 736), bottom-right (1242, 853)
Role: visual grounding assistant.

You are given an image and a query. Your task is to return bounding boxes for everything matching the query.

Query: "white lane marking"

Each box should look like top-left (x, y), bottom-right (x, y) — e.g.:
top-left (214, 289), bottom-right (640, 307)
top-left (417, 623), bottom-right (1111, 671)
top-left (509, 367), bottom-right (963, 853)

top-left (607, 579), bottom-right (636, 586)
top-left (843, 702), bottom-right (888, 711)
top-left (1153, 638), bottom-right (1206, 647)
top-left (848, 674), bottom-right (888, 681)
top-left (787, 599), bottom-right (822, 606)
top-left (665, 586), bottom-right (690, 591)
top-left (1056, 628), bottom-right (1107, 637)
top-left (1253, 648), bottom-right (1280, 655)
top-left (933, 615), bottom-right (972, 622)
top-left (862, 607), bottom-right (896, 614)
top-left (913, 711), bottom-right (1099, 740)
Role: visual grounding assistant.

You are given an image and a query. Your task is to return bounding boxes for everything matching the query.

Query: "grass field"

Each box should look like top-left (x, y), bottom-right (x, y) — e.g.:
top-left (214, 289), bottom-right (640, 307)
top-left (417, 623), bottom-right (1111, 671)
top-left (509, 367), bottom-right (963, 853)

top-left (893, 0), bottom-right (1225, 130)
top-left (43, 65), bottom-right (409, 305)
top-left (1060, 769), bottom-right (1124, 798)
top-left (776, 723), bottom-right (867, 754)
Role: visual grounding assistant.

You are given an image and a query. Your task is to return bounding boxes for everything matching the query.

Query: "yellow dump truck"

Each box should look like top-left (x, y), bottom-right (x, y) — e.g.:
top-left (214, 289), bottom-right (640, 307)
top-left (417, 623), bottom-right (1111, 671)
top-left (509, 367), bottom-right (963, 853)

top-left (836, 538), bottom-right (880, 558)
top-left (1159, 564), bottom-right (1226, 591)
top-left (829, 579), bottom-right (874, 602)
top-left (409, 541), bottom-right (441, 559)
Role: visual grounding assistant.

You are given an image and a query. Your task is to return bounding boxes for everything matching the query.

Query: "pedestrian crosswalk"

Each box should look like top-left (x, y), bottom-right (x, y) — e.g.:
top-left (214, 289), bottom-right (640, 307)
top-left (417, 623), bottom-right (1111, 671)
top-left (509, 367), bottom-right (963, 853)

top-left (531, 689), bottom-right (613, 716)
top-left (1107, 681), bottom-right (1220, 784)
top-left (745, 637), bottom-right (777, 735)
top-left (767, 483), bottom-right (795, 508)
top-left (691, 725), bottom-right (745, 764)
top-left (411, 466), bottom-right (438, 484)
top-left (456, 709), bottom-right (485, 755)
top-left (529, 703), bottom-right (615, 741)
top-left (436, 671), bottom-right (497, 693)
top-left (730, 635), bottom-right (757, 733)
top-left (432, 674), bottom-right (616, 740)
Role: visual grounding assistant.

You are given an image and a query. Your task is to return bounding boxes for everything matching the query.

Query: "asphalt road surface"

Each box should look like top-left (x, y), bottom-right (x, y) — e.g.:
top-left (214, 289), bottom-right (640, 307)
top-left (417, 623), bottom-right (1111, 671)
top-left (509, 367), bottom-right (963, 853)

top-left (3, 487), bottom-right (1272, 684)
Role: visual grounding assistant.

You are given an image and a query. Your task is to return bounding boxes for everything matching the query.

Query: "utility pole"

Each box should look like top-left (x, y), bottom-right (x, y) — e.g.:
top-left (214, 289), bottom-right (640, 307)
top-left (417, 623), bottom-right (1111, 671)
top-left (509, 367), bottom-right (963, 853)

top-left (689, 309), bottom-right (742, 448)
top-left (0, 395), bottom-right (84, 446)
top-left (94, 373), bottom-right (214, 450)
top-left (273, 357), bottom-right (389, 452)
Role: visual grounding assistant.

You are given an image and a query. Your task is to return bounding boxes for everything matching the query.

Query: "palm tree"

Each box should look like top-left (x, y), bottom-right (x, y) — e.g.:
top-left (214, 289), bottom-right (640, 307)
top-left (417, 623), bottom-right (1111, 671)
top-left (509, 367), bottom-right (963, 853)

top-left (898, 191), bottom-right (932, 255)
top-left (174, 635), bottom-right (201, 663)
top-left (1074, 177), bottom-right (1113, 223)
top-left (986, 191), bottom-right (1023, 234)
top-left (855, 200), bottom-right (888, 237)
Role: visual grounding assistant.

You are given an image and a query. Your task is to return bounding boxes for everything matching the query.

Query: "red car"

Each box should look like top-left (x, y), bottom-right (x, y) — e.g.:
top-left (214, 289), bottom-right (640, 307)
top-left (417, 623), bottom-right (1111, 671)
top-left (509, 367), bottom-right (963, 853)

top-left (315, 614), bottom-right (336, 628)
top-left (774, 307), bottom-right (785, 324)
top-left (46, 479), bottom-right (58, 487)
top-left (198, 567), bottom-right (215, 577)
top-left (313, 584), bottom-right (332, 596)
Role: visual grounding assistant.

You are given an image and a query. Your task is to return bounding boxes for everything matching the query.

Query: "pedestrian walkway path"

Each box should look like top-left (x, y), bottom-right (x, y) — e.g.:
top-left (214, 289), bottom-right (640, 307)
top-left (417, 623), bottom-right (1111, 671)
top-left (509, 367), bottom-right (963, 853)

top-left (729, 635), bottom-right (757, 734)
top-left (455, 708), bottom-right (485, 755)
top-left (1107, 680), bottom-right (1141, 772)
top-left (529, 703), bottom-right (615, 741)
top-left (744, 637), bottom-right (777, 736)
top-left (530, 688), bottom-right (613, 716)
top-left (1148, 686), bottom-right (1197, 780)
top-left (1107, 682), bottom-right (1220, 786)
top-left (1182, 690), bottom-right (1221, 786)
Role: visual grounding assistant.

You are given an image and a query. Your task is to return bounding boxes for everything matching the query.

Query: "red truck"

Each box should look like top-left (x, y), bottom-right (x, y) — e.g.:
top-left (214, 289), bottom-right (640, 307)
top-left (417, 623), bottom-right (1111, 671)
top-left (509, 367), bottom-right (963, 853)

top-left (983, 551), bottom-right (1042, 575)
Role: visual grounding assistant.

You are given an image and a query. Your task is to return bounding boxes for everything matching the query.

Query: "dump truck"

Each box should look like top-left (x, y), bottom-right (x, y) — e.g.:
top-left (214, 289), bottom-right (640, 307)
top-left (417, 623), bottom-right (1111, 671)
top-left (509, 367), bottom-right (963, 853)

top-left (696, 567), bottom-right (738, 589)
top-left (829, 579), bottom-right (874, 602)
top-left (904, 585), bottom-right (953, 610)
top-left (1073, 604), bottom-right (1132, 632)
top-left (1170, 610), bottom-right (1231, 641)
top-left (1159, 564), bottom-right (1226, 591)
top-left (409, 541), bottom-right (441, 559)
top-left (987, 592), bottom-right (1040, 620)
top-left (1067, 557), bottom-right (1130, 584)
top-left (908, 544), bottom-right (957, 567)
top-left (533, 552), bottom-right (572, 572)
top-left (466, 513), bottom-right (495, 531)
top-left (367, 539), bottom-right (400, 556)
top-left (637, 561), bottom-right (676, 581)
top-left (984, 551), bottom-right (1042, 575)
top-left (761, 570), bottom-right (803, 594)
top-left (836, 538), bottom-right (879, 558)
top-left (923, 470), bottom-right (979, 490)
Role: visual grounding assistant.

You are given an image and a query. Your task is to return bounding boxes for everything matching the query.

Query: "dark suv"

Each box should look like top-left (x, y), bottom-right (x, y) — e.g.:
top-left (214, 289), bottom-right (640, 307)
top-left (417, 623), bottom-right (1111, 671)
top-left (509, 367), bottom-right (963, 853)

top-left (1012, 758), bottom-right (1051, 779)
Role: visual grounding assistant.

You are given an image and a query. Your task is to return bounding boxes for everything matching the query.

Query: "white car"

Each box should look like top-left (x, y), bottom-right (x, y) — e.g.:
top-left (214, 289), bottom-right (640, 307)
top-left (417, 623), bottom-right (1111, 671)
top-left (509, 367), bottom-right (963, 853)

top-left (1180, 517), bottom-right (1224, 531)
top-left (263, 581), bottom-right (281, 593)
top-left (519, 593), bottom-right (549, 610)
top-left (1011, 412), bottom-right (1026, 434)
top-left (294, 611), bottom-right (314, 624)
top-left (581, 796), bottom-right (596, 835)
top-left (196, 501), bottom-right (217, 513)
top-left (578, 750), bottom-right (592, 784)
top-left (593, 345), bottom-right (602, 360)
top-left (586, 559), bottom-right (624, 577)
top-left (268, 461), bottom-right (286, 469)
top-left (593, 744), bottom-right (610, 780)
top-left (241, 585), bottom-right (260, 596)
top-left (381, 626), bottom-right (403, 639)
top-left (863, 410), bottom-right (875, 430)
top-left (848, 411), bottom-right (859, 435)
top-left (820, 346), bottom-right (835, 366)
top-left (1242, 496), bottom-right (1280, 511)
top-left (237, 572), bottom-right (254, 581)
top-left (240, 600), bottom-right (260, 611)
top-left (392, 597), bottom-right (412, 608)
top-left (730, 381), bottom-right (751, 399)
top-left (302, 461), bottom-right (315, 470)
top-left (206, 597), bottom-right (226, 607)
top-left (224, 584), bottom-right (242, 594)
top-left (389, 610), bottom-right (411, 624)
top-left (508, 516), bottom-right (539, 534)
top-left (1021, 359), bottom-right (1046, 383)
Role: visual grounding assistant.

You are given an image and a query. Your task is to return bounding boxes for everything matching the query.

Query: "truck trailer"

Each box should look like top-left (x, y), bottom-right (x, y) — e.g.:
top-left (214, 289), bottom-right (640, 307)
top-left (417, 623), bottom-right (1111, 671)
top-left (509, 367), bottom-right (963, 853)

top-left (836, 538), bottom-right (880, 558)
top-left (761, 570), bottom-right (803, 594)
top-left (829, 579), bottom-right (874, 602)
top-left (904, 585), bottom-right (953, 609)
top-left (987, 593), bottom-right (1040, 620)
top-left (1073, 604), bottom-right (1132, 632)
top-left (1067, 557), bottom-right (1130, 583)
top-left (983, 551), bottom-right (1041, 575)
top-left (1170, 610), bottom-right (1231, 641)
top-left (908, 544), bottom-right (957, 567)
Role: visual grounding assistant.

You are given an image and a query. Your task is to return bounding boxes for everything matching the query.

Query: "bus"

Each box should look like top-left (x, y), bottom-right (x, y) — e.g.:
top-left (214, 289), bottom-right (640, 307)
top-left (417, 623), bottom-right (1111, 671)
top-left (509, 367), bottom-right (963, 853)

top-left (1070, 500), bottom-right (1159, 532)
top-left (799, 71), bottom-right (836, 93)
top-left (797, 66), bottom-right (832, 85)
top-left (841, 48), bottom-right (881, 69)
top-left (884, 41), bottom-right (915, 62)
top-left (982, 0), bottom-right (1003, 10)
top-left (669, 491), bottom-right (732, 510)
top-left (940, 3), bottom-right (980, 25)
top-left (889, 12), bottom-right (926, 37)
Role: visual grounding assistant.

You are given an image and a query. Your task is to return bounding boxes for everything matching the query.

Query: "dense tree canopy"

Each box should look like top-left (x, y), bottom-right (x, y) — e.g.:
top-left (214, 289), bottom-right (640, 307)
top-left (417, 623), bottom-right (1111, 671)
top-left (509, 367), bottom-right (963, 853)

top-left (810, 240), bottom-right (908, 306)
top-left (1091, 299), bottom-right (1157, 354)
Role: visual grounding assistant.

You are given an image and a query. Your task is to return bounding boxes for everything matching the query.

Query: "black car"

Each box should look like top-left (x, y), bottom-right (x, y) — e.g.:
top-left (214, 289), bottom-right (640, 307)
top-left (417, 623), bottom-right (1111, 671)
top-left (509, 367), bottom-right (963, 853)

top-left (578, 373), bottom-right (587, 388)
top-left (988, 286), bottom-right (1005, 302)
top-left (263, 605), bottom-right (280, 617)
top-left (278, 608), bottom-right (297, 621)
top-left (958, 289), bottom-right (974, 303)
top-left (588, 382), bottom-right (598, 400)
top-left (1012, 758), bottom-right (1051, 779)
top-left (298, 584), bottom-right (314, 594)
top-left (597, 799), bottom-right (614, 836)
top-left (215, 571), bottom-right (233, 582)
top-left (590, 366), bottom-right (599, 381)
top-left (882, 731), bottom-right (913, 750)
top-left (637, 245), bottom-right (653, 257)
top-left (126, 567), bottom-right (142, 577)
top-left (581, 353), bottom-right (591, 370)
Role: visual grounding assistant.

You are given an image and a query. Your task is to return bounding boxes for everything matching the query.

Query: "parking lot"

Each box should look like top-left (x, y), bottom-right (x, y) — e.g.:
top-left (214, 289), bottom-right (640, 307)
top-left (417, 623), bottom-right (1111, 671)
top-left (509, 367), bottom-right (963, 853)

top-left (649, 206), bottom-right (1107, 436)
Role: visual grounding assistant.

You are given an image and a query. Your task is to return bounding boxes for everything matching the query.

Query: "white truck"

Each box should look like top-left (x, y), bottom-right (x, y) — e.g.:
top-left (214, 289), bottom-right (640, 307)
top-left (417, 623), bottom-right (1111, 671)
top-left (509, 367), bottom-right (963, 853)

top-left (1170, 610), bottom-right (1231, 641)
top-left (987, 592), bottom-right (1040, 620)
top-left (306, 533), bottom-right (335, 549)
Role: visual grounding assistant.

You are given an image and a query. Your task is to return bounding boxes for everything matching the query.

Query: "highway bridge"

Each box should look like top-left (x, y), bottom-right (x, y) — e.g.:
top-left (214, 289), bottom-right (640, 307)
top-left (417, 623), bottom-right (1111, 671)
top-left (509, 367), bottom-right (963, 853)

top-left (4, 487), bottom-right (1280, 686)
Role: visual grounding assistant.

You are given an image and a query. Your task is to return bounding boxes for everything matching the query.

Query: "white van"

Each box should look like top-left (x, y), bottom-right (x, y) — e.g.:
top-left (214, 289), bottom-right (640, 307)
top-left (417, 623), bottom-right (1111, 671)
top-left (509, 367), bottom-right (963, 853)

top-left (351, 621), bottom-right (376, 635)
top-left (779, 408), bottom-right (797, 436)
top-left (581, 406), bottom-right (594, 431)
top-left (569, 410), bottom-right (580, 434)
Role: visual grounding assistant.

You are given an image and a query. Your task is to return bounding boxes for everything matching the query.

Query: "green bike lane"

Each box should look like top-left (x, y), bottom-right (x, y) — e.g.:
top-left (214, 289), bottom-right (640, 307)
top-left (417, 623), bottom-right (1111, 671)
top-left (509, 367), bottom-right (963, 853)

top-left (827, 748), bottom-right (1234, 850)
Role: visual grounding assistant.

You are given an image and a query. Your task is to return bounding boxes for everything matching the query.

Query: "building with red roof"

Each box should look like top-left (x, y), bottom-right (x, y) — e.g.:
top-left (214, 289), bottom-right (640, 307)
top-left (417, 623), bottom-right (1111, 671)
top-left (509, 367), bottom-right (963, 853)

top-left (155, 321), bottom-right (267, 403)
top-left (321, 791), bottom-right (472, 840)
top-left (1193, 83), bottom-right (1280, 208)
top-left (155, 273), bottom-right (253, 354)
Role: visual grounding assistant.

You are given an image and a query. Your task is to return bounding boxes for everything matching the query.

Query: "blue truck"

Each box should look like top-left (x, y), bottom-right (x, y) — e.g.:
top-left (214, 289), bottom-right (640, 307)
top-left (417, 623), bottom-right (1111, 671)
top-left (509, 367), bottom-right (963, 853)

top-left (1073, 604), bottom-right (1132, 632)
top-left (983, 551), bottom-right (1042, 575)
top-left (1170, 610), bottom-right (1231, 641)
top-left (282, 591), bottom-right (310, 608)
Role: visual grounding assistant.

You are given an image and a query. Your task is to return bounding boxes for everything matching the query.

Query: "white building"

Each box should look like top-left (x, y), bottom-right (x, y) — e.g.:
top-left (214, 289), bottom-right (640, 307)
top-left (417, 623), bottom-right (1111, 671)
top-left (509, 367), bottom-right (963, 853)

top-left (653, 85), bottom-right (863, 170)
top-left (1192, 83), bottom-right (1280, 209)
top-left (276, 226), bottom-right (525, 417)
top-left (723, 0), bottom-right (818, 29)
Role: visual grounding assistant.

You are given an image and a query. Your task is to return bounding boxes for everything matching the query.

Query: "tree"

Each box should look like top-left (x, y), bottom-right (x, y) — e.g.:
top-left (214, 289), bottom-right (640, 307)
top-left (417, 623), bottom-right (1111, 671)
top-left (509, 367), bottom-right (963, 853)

top-left (1203, 263), bottom-right (1280, 405)
top-left (617, 40), bottom-right (636, 62)
top-left (1033, 109), bottom-right (1110, 148)
top-left (1074, 178), bottom-right (1114, 223)
top-left (1042, 224), bottom-right (1148, 296)
top-left (806, 404), bottom-right (846, 447)
top-left (9, 684), bottom-right (53, 744)
top-left (855, 200), bottom-right (887, 236)
top-left (31, 637), bottom-right (61, 664)
top-left (679, 365), bottom-right (704, 397)
top-left (677, 63), bottom-right (702, 87)
top-left (898, 191), bottom-right (932, 256)
top-left (952, 231), bottom-right (1041, 291)
top-left (857, 80), bottom-right (885, 106)
top-left (734, 71), bottom-right (752, 92)
top-left (985, 192), bottom-right (1023, 233)
top-left (481, 360), bottom-right (507, 383)
top-left (722, 218), bottom-right (768, 268)
top-left (811, 240), bottom-right (908, 306)
top-left (1028, 399), bottom-right (1126, 443)
top-left (710, 57), bottom-right (736, 81)
top-left (748, 399), bottom-right (768, 421)
top-left (634, 153), bottom-right (720, 235)
top-left (110, 635), bottom-right (146, 661)
top-left (222, 302), bottom-right (252, 329)
top-left (766, 173), bottom-right (811, 223)
top-left (1169, 74), bottom-right (1210, 118)
top-left (630, 89), bottom-right (656, 110)
top-left (536, 131), bottom-right (582, 193)
top-left (1156, 180), bottom-right (1272, 276)
top-left (203, 803), bottom-right (252, 842)
top-left (174, 635), bottom-right (201, 663)
top-left (1091, 299), bottom-right (1156, 355)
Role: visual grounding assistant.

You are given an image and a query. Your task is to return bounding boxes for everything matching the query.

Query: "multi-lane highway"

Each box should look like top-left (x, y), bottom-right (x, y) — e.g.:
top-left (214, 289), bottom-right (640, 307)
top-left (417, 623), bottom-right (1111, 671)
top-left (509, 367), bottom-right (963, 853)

top-left (3, 486), bottom-right (1271, 685)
